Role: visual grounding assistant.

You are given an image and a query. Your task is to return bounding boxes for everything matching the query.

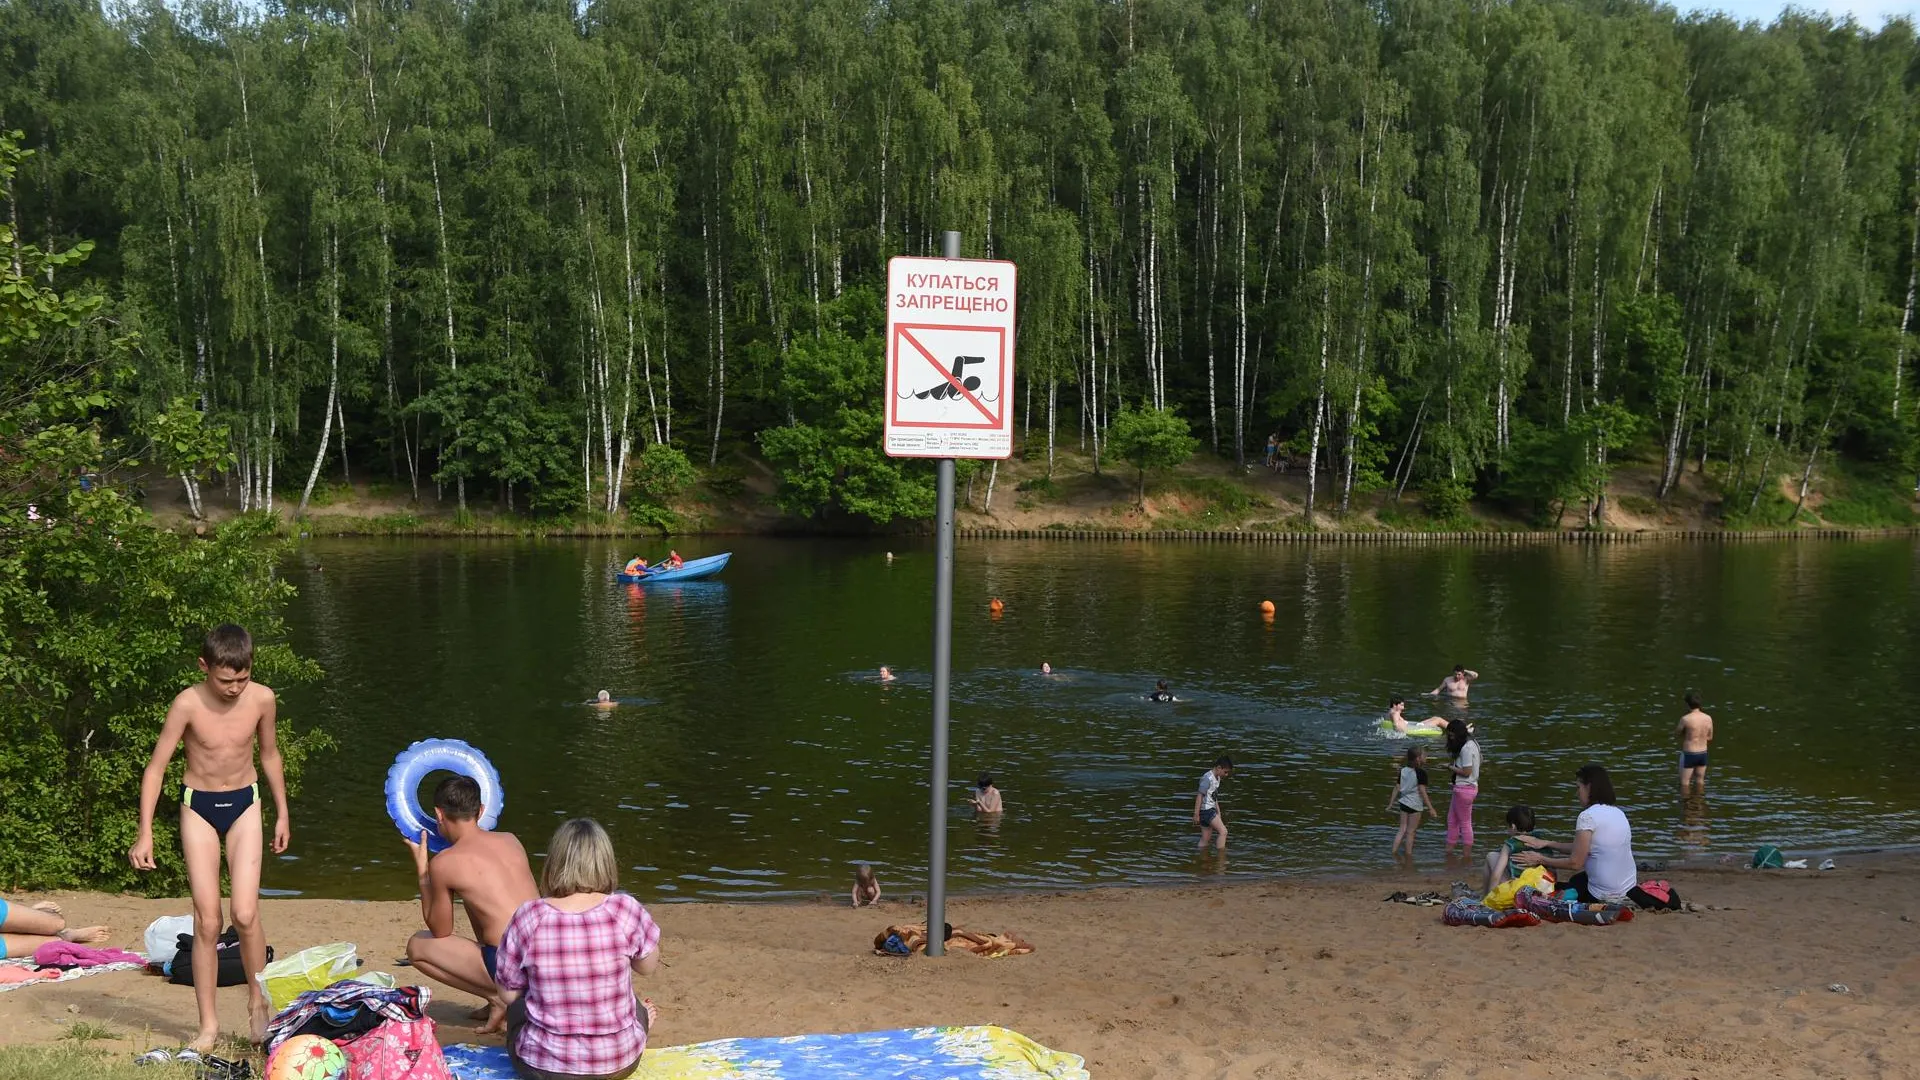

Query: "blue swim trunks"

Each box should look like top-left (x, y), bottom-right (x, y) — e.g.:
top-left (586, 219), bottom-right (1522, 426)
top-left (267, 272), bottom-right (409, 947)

top-left (1681, 750), bottom-right (1709, 769)
top-left (481, 944), bottom-right (498, 981)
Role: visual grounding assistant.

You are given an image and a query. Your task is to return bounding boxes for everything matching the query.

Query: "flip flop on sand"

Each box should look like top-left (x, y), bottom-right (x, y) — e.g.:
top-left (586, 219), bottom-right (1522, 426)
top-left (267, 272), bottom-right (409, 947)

top-left (1381, 891), bottom-right (1447, 906)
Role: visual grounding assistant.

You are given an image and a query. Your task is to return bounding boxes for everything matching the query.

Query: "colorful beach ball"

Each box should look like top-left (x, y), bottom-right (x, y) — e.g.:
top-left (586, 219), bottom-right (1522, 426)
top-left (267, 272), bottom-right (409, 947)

top-left (266, 1035), bottom-right (347, 1080)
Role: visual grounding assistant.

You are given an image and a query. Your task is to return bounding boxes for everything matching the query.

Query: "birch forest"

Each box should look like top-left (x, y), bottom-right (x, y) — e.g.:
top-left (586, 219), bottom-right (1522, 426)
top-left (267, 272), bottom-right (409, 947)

top-left (4, 0), bottom-right (1918, 524)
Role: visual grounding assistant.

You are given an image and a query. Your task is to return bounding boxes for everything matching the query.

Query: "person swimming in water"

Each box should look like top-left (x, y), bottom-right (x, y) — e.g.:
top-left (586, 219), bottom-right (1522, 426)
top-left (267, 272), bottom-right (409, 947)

top-left (1425, 664), bottom-right (1479, 700)
top-left (879, 666), bottom-right (896, 683)
top-left (592, 691), bottom-right (618, 711)
top-left (1148, 680), bottom-right (1176, 703)
top-left (1386, 697), bottom-right (1448, 733)
top-left (1041, 662), bottom-right (1054, 676)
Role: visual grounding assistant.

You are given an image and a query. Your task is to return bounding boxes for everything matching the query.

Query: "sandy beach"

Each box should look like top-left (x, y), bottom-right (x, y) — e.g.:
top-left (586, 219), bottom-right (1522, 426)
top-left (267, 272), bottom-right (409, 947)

top-left (4, 858), bottom-right (1916, 1079)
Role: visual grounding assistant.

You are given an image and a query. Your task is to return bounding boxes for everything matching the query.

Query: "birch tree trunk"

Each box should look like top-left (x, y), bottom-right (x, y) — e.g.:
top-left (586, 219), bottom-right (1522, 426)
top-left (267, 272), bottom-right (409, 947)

top-left (300, 227), bottom-right (342, 515)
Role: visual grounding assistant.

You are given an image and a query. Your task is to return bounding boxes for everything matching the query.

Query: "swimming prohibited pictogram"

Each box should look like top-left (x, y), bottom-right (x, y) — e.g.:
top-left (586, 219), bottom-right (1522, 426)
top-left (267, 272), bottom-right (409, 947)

top-left (884, 255), bottom-right (1017, 459)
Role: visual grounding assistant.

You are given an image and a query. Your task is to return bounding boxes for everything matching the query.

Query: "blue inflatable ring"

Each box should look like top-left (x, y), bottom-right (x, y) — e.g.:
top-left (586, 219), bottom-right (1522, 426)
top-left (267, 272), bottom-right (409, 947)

top-left (385, 738), bottom-right (503, 853)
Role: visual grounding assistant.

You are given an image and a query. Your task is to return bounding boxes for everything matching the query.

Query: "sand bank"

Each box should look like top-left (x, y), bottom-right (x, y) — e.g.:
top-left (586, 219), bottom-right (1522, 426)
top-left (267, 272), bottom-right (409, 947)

top-left (3, 857), bottom-right (1915, 1078)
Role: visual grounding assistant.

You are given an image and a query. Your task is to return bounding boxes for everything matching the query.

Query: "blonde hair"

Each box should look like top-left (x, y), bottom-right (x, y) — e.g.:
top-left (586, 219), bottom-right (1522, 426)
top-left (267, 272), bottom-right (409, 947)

top-left (542, 818), bottom-right (619, 898)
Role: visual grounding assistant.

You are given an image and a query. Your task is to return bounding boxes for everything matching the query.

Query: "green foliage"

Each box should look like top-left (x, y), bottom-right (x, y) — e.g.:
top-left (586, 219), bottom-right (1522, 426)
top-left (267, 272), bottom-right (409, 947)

top-left (702, 462), bottom-right (749, 499)
top-left (1107, 405), bottom-right (1199, 504)
top-left (1015, 475), bottom-right (1061, 498)
top-left (1498, 405), bottom-right (1640, 525)
top-left (757, 290), bottom-right (934, 525)
top-left (1420, 479), bottom-right (1475, 525)
top-left (1170, 476), bottom-right (1268, 516)
top-left (1, 135), bottom-right (325, 892)
top-left (632, 443), bottom-right (697, 504)
top-left (6, 9), bottom-right (1920, 525)
top-left (1615, 494), bottom-right (1661, 517)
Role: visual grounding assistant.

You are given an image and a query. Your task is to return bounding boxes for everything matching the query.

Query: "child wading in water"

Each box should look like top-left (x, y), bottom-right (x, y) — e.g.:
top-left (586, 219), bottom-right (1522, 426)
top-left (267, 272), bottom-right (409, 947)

top-left (1387, 746), bottom-right (1437, 859)
top-left (129, 624), bottom-right (289, 1051)
top-left (851, 864), bottom-right (882, 908)
top-left (1194, 756), bottom-right (1233, 852)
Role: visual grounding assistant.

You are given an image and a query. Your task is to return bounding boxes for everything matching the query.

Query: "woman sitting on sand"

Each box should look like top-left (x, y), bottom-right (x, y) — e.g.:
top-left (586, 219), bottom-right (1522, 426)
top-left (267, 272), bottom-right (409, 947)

top-left (1, 897), bottom-right (109, 959)
top-left (495, 819), bottom-right (662, 1080)
top-left (1512, 763), bottom-right (1640, 904)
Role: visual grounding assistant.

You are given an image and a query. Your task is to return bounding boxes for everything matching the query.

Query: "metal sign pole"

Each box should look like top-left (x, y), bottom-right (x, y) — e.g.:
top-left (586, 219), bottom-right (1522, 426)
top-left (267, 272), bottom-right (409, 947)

top-left (926, 228), bottom-right (961, 957)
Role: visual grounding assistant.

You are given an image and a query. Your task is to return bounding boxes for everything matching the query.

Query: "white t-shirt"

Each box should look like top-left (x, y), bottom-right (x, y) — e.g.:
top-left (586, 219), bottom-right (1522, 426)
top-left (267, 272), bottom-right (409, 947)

top-left (1575, 803), bottom-right (1637, 900)
top-left (1454, 740), bottom-right (1481, 787)
top-left (1197, 770), bottom-right (1221, 812)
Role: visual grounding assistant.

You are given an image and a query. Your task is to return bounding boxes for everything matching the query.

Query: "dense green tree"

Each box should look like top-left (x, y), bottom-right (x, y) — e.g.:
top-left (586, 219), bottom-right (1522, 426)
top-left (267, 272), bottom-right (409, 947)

top-left (1107, 404), bottom-right (1199, 504)
top-left (0, 133), bottom-right (325, 890)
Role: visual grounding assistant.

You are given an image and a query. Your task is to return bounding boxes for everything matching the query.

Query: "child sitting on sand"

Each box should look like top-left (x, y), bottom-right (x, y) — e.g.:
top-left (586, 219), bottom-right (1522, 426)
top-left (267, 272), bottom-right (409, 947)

top-left (1484, 805), bottom-right (1561, 892)
top-left (851, 863), bottom-right (881, 908)
top-left (1387, 746), bottom-right (1437, 858)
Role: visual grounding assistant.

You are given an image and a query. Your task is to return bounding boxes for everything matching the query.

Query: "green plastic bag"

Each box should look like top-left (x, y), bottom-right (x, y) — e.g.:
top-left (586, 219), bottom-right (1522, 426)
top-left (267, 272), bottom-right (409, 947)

top-left (1751, 845), bottom-right (1786, 869)
top-left (255, 941), bottom-right (358, 1012)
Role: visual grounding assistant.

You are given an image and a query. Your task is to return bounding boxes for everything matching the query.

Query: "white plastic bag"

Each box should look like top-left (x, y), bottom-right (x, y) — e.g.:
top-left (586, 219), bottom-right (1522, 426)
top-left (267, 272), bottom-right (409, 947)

top-left (143, 914), bottom-right (195, 962)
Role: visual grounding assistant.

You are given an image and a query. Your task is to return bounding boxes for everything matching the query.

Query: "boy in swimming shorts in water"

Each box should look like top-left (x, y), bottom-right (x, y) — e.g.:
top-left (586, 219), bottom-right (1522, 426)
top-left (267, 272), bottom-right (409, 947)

top-left (1678, 692), bottom-right (1714, 796)
top-left (129, 625), bottom-right (288, 1052)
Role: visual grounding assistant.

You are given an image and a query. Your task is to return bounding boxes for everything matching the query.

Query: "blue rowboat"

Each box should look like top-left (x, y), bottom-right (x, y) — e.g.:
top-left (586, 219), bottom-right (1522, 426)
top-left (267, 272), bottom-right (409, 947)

top-left (617, 552), bottom-right (731, 583)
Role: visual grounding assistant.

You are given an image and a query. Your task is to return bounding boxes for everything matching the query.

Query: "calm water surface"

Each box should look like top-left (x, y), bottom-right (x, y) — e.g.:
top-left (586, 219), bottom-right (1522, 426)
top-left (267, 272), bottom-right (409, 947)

top-left (272, 537), bottom-right (1920, 901)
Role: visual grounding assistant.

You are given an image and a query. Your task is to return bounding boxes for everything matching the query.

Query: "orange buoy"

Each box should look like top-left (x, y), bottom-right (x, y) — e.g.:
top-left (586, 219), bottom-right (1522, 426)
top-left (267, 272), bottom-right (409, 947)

top-left (1259, 600), bottom-right (1276, 615)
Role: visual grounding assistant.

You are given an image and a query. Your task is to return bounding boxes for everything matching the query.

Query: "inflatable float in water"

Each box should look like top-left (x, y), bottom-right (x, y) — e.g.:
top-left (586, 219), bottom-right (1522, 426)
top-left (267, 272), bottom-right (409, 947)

top-left (1380, 719), bottom-right (1445, 737)
top-left (385, 738), bottom-right (503, 853)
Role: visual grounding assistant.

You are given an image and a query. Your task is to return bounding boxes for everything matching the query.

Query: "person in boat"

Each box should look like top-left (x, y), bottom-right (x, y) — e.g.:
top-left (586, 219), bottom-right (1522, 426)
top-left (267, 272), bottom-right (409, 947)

top-left (665, 550), bottom-right (685, 570)
top-left (1386, 696), bottom-right (1449, 734)
top-left (623, 556), bottom-right (649, 577)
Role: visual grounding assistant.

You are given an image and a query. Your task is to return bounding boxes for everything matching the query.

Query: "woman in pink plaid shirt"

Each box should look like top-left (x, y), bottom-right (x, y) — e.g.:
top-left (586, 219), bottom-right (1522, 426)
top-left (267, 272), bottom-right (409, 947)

top-left (495, 819), bottom-right (662, 1080)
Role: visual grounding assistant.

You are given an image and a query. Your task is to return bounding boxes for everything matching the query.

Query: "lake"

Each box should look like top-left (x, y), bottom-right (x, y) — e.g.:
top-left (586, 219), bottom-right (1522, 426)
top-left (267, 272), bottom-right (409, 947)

top-left (272, 535), bottom-right (1920, 900)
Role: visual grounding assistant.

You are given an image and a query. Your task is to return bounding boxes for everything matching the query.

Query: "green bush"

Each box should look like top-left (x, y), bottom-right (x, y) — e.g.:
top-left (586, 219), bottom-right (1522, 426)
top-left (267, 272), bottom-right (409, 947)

top-left (1422, 478), bottom-right (1474, 523)
top-left (631, 443), bottom-right (697, 504)
top-left (1015, 475), bottom-right (1061, 498)
top-left (1108, 405), bottom-right (1199, 504)
top-left (703, 462), bottom-right (748, 498)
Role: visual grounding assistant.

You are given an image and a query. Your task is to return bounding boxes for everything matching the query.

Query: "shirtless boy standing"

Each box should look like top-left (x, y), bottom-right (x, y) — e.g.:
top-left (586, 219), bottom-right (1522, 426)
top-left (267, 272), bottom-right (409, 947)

top-left (1678, 693), bottom-right (1715, 797)
top-left (1426, 664), bottom-right (1480, 700)
top-left (404, 775), bottom-right (538, 1034)
top-left (129, 624), bottom-right (287, 1051)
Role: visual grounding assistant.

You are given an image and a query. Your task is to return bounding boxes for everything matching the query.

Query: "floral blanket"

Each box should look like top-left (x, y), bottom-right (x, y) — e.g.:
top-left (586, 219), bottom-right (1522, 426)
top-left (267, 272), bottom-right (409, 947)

top-left (443, 1025), bottom-right (1088, 1080)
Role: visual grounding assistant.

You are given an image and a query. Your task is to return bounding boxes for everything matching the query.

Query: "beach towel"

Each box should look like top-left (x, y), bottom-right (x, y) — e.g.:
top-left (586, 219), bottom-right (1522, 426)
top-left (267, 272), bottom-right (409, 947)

top-left (443, 1025), bottom-right (1088, 1080)
top-left (1515, 886), bottom-right (1634, 926)
top-left (1442, 898), bottom-right (1541, 928)
top-left (0, 955), bottom-right (145, 993)
top-left (31, 941), bottom-right (147, 969)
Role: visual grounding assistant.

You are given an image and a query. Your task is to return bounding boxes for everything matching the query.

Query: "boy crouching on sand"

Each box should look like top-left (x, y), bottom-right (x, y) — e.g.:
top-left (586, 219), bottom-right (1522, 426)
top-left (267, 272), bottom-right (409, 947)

top-left (130, 624), bottom-right (289, 1051)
